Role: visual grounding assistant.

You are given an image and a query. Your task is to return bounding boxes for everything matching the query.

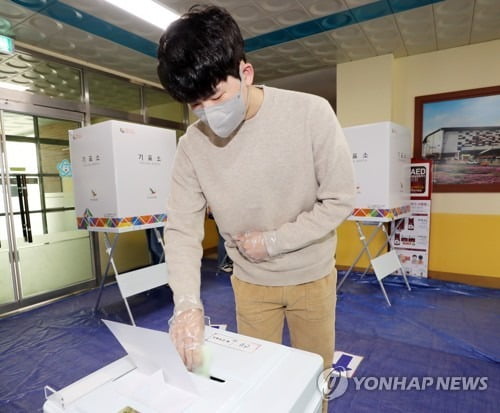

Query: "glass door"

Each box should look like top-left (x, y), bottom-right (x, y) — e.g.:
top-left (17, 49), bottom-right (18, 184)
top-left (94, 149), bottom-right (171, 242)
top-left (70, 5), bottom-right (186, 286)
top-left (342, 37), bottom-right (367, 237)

top-left (0, 103), bottom-right (94, 312)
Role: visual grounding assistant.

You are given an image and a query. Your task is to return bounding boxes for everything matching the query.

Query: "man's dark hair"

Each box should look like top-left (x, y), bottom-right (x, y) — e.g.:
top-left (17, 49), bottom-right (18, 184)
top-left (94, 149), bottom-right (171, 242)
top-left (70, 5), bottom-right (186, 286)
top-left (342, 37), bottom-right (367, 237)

top-left (157, 5), bottom-right (246, 103)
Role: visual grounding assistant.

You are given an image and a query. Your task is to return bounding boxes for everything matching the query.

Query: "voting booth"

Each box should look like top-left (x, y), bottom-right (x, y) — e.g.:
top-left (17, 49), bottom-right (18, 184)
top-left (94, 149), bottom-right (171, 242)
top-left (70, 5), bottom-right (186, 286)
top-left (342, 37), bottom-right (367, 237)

top-left (69, 120), bottom-right (177, 231)
top-left (43, 321), bottom-right (324, 413)
top-left (345, 121), bottom-right (411, 221)
top-left (69, 120), bottom-right (177, 314)
top-left (338, 122), bottom-right (412, 305)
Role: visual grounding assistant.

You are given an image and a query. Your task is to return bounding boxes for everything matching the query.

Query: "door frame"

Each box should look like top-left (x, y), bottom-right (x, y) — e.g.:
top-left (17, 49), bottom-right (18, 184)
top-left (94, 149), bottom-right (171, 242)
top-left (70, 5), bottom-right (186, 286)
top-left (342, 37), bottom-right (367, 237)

top-left (0, 101), bottom-right (97, 316)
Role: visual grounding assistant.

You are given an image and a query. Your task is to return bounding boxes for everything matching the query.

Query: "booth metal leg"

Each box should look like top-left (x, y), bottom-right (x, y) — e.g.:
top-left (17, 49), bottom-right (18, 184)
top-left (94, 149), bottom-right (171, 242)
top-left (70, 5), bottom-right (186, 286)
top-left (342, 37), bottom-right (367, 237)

top-left (153, 227), bottom-right (165, 263)
top-left (384, 220), bottom-right (412, 292)
top-left (361, 223), bottom-right (394, 277)
top-left (338, 218), bottom-right (412, 305)
top-left (401, 269), bottom-right (412, 291)
top-left (358, 222), bottom-right (384, 278)
top-left (337, 222), bottom-right (382, 291)
top-left (122, 298), bottom-right (136, 326)
top-left (94, 233), bottom-right (120, 311)
top-left (103, 235), bottom-right (136, 325)
top-left (356, 222), bottom-right (392, 306)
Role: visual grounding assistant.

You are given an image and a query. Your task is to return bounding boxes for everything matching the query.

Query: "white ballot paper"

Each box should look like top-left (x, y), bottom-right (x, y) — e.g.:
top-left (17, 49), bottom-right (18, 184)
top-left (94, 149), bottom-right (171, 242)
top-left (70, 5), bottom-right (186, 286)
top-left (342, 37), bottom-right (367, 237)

top-left (103, 319), bottom-right (197, 395)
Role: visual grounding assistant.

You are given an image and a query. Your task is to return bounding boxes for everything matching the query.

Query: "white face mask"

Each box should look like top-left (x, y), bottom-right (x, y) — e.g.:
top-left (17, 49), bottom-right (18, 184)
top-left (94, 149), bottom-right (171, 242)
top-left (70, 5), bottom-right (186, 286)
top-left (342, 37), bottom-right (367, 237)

top-left (193, 73), bottom-right (246, 138)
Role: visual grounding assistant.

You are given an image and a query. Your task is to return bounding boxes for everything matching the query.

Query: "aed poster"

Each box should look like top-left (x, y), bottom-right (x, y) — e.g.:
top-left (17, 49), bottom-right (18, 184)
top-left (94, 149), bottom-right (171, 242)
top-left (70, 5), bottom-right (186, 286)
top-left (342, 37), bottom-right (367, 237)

top-left (391, 160), bottom-right (432, 277)
top-left (410, 161), bottom-right (432, 200)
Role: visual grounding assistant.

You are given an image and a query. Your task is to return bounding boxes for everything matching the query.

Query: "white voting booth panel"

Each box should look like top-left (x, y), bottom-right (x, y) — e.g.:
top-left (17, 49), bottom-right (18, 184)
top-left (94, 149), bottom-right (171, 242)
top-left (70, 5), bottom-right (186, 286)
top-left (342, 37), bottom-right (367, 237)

top-left (69, 120), bottom-right (176, 231)
top-left (344, 121), bottom-right (411, 222)
top-left (338, 122), bottom-right (412, 304)
top-left (43, 322), bottom-right (323, 413)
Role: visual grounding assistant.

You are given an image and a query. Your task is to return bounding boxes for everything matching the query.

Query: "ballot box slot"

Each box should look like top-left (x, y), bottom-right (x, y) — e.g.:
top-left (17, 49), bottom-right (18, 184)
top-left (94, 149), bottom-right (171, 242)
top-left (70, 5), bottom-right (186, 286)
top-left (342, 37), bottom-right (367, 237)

top-left (209, 375), bottom-right (225, 383)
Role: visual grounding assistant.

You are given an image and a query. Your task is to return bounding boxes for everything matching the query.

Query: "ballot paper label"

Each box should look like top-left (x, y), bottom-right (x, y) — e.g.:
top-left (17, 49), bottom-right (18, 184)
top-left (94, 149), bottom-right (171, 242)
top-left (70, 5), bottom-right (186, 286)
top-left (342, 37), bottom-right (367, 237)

top-left (206, 332), bottom-right (261, 353)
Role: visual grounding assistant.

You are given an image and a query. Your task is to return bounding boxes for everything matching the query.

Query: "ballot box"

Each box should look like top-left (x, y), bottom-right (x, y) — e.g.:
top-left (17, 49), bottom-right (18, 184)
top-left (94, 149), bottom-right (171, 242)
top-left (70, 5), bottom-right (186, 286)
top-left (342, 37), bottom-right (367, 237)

top-left (43, 321), bottom-right (323, 413)
top-left (344, 121), bottom-right (411, 221)
top-left (69, 120), bottom-right (177, 230)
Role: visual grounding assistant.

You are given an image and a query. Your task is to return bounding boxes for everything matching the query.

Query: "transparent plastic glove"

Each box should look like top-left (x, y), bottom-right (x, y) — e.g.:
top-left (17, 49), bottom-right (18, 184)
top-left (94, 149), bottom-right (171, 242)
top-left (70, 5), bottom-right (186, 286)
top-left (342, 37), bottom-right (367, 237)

top-left (168, 308), bottom-right (204, 372)
top-left (234, 230), bottom-right (278, 263)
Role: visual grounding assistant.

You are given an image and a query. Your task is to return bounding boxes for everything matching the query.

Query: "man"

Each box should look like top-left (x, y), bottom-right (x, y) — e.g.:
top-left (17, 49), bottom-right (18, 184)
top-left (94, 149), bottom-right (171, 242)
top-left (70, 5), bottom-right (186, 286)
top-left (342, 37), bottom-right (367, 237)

top-left (157, 4), bottom-right (355, 383)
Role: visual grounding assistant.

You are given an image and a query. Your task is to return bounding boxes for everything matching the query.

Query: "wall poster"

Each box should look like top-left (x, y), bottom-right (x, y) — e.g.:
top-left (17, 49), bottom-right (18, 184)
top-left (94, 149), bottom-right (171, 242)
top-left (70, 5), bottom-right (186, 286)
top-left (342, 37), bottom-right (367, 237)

top-left (391, 160), bottom-right (432, 278)
top-left (414, 86), bottom-right (500, 192)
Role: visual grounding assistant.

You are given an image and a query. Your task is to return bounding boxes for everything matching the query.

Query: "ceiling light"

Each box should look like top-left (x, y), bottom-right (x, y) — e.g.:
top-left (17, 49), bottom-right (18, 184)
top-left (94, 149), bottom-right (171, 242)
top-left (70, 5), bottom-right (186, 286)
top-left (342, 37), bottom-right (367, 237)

top-left (0, 82), bottom-right (29, 92)
top-left (104, 0), bottom-right (179, 30)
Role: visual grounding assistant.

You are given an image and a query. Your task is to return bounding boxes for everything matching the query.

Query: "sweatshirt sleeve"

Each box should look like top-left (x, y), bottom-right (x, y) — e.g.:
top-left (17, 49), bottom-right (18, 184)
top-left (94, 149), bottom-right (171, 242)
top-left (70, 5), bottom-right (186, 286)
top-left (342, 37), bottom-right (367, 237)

top-left (266, 98), bottom-right (356, 256)
top-left (164, 139), bottom-right (207, 313)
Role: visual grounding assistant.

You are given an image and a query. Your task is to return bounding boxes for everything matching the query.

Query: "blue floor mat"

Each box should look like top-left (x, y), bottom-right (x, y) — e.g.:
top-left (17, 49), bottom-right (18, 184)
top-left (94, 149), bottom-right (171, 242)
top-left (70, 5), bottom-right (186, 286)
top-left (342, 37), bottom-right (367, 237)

top-left (0, 260), bottom-right (498, 412)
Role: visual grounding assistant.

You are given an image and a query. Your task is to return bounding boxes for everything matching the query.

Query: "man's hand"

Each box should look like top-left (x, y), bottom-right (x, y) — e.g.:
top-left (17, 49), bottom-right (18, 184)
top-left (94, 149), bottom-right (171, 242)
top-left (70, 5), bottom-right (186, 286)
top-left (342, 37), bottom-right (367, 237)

top-left (234, 231), bottom-right (275, 263)
top-left (168, 308), bottom-right (204, 371)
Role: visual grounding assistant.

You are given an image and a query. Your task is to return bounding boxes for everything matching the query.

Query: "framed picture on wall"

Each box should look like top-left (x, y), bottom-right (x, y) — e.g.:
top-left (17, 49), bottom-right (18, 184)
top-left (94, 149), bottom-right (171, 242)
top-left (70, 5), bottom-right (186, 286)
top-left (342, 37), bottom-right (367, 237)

top-left (414, 85), bottom-right (500, 192)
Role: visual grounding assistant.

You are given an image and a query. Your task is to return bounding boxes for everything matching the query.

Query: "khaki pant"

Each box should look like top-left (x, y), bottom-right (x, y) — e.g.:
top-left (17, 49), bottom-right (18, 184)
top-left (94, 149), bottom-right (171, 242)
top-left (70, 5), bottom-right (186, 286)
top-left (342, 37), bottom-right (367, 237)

top-left (231, 271), bottom-right (337, 412)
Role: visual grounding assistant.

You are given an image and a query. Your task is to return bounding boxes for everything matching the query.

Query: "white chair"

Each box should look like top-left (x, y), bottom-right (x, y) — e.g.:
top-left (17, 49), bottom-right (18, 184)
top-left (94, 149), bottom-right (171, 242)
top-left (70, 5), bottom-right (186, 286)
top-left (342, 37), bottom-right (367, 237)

top-left (115, 262), bottom-right (168, 325)
top-left (370, 250), bottom-right (411, 306)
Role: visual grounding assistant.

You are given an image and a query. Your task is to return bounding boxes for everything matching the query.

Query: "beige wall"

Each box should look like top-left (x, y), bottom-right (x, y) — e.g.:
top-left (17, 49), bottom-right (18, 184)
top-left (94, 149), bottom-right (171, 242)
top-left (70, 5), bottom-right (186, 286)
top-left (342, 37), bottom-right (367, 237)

top-left (336, 39), bottom-right (500, 283)
top-left (337, 53), bottom-right (394, 126)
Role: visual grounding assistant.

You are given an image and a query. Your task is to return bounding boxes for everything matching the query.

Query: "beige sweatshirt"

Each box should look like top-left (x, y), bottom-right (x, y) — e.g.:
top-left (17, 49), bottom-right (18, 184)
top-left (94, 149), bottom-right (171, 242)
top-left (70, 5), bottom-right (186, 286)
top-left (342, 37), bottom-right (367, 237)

top-left (165, 86), bottom-right (355, 313)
